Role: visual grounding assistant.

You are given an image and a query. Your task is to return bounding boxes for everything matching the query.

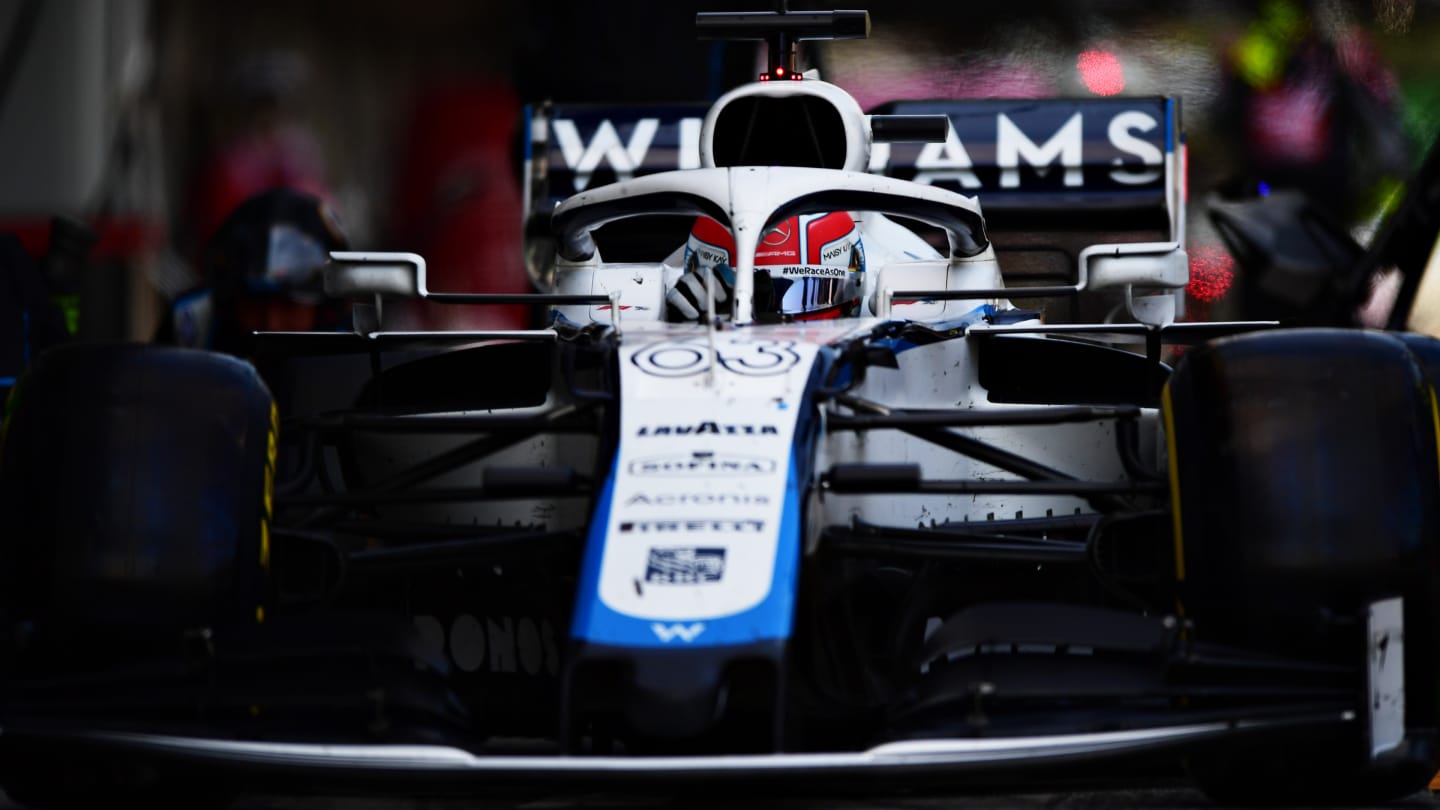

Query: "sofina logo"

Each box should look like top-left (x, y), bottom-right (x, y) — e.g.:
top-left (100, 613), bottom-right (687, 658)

top-left (628, 452), bottom-right (778, 477)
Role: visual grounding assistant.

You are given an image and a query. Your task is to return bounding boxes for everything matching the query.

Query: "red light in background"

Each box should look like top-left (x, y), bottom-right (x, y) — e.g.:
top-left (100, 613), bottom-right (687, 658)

top-left (1187, 244), bottom-right (1235, 304)
top-left (776, 66), bottom-right (786, 77)
top-left (1077, 50), bottom-right (1126, 96)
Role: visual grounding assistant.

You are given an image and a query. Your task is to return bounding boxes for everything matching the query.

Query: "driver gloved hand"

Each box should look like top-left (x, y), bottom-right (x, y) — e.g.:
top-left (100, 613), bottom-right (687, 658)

top-left (666, 262), bottom-right (735, 321)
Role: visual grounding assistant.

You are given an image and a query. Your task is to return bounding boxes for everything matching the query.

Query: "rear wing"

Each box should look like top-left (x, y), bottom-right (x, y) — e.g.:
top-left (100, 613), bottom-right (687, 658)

top-left (525, 96), bottom-right (1181, 238)
top-left (869, 97), bottom-right (1180, 234)
top-left (525, 96), bottom-right (1186, 324)
top-left (867, 97), bottom-right (1185, 324)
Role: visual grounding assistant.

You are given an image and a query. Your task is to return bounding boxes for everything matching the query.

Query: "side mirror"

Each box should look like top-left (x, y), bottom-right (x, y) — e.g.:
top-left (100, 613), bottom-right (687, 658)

top-left (324, 251), bottom-right (427, 298)
top-left (1085, 246), bottom-right (1188, 291)
top-left (1080, 242), bottom-right (1189, 327)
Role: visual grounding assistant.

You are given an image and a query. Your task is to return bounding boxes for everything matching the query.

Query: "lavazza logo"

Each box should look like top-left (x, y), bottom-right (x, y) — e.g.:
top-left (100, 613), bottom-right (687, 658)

top-left (629, 451), bottom-right (777, 477)
top-left (636, 422), bottom-right (777, 437)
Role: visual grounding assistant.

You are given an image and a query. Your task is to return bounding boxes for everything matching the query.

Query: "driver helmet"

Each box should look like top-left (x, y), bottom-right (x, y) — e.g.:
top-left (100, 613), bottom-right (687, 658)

top-left (684, 212), bottom-right (865, 320)
top-left (199, 187), bottom-right (349, 349)
top-left (205, 187), bottom-right (347, 305)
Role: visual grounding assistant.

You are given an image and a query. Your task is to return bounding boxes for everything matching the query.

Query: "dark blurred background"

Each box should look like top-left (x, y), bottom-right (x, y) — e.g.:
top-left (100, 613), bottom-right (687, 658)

top-left (2, 0), bottom-right (1439, 340)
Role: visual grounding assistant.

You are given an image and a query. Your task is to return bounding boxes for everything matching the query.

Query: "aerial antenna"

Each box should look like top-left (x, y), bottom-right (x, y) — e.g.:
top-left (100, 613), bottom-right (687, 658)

top-left (696, 3), bottom-right (869, 81)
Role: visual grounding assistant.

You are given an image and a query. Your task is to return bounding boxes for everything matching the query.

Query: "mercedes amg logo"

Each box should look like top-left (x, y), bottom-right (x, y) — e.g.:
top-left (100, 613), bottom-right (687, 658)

top-left (761, 220), bottom-right (793, 246)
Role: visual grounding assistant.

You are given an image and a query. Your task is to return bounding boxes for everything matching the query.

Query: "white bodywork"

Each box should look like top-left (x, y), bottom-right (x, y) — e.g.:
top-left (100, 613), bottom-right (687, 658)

top-left (543, 164), bottom-right (1154, 536)
top-left (351, 162), bottom-right (1160, 547)
top-left (339, 81), bottom-right (1179, 639)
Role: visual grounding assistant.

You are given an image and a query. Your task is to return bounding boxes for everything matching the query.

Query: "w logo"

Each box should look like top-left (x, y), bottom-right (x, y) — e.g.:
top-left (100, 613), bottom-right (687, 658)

top-left (651, 622), bottom-right (706, 643)
top-left (553, 119), bottom-right (659, 191)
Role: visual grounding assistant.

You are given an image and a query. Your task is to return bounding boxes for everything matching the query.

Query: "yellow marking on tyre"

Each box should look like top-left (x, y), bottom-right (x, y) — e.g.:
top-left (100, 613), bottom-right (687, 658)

top-left (258, 402), bottom-right (278, 624)
top-left (264, 403), bottom-right (278, 519)
top-left (1429, 386), bottom-right (1440, 487)
top-left (1162, 383), bottom-right (1185, 582)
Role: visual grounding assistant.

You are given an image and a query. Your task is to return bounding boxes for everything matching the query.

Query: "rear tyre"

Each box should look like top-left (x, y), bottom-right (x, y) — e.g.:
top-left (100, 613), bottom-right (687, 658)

top-left (1167, 329), bottom-right (1440, 805)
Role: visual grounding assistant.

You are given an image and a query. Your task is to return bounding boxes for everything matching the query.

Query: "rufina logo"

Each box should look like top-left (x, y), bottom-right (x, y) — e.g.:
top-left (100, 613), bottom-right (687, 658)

top-left (626, 492), bottom-right (769, 507)
top-left (645, 547), bottom-right (726, 584)
top-left (619, 518), bottom-right (765, 534)
top-left (628, 451), bottom-right (777, 477)
top-left (636, 422), bottom-right (777, 437)
top-left (631, 337), bottom-right (802, 378)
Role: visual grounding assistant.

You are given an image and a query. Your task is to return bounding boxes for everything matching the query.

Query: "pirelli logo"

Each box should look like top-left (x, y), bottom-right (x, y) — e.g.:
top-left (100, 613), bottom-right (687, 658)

top-left (619, 518), bottom-right (764, 534)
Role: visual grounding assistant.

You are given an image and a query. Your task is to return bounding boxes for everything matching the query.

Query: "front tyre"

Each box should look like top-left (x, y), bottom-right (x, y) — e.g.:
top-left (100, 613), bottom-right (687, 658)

top-left (1167, 329), bottom-right (1440, 805)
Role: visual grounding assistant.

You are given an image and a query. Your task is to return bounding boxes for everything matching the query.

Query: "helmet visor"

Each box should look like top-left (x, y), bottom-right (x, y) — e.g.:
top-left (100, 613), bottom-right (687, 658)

top-left (250, 222), bottom-right (329, 296)
top-left (764, 264), bottom-right (862, 315)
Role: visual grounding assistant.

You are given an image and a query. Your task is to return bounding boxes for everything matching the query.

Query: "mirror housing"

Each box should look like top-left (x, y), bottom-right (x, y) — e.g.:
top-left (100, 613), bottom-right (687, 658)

top-left (324, 251), bottom-right (427, 298)
top-left (1080, 242), bottom-right (1189, 327)
top-left (1085, 245), bottom-right (1188, 291)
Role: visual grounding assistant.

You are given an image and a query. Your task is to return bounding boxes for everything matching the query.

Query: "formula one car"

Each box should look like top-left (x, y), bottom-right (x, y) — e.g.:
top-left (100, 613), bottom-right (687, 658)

top-left (3, 7), bottom-right (1440, 808)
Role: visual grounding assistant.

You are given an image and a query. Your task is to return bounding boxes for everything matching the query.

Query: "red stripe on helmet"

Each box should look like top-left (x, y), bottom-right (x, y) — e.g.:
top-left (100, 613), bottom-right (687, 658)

top-left (690, 216), bottom-right (736, 256)
top-left (804, 212), bottom-right (858, 264)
